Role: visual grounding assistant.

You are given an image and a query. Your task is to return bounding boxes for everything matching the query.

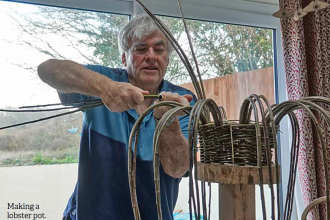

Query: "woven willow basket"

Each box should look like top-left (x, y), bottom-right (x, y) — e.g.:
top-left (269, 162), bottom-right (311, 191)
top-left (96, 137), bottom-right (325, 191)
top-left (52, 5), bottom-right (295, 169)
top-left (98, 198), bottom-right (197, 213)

top-left (198, 121), bottom-right (276, 166)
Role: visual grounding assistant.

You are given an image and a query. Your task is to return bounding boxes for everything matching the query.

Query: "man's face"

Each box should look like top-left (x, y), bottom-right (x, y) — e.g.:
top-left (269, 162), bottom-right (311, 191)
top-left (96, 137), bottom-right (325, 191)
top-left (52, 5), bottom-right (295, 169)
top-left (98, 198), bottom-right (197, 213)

top-left (123, 31), bottom-right (169, 90)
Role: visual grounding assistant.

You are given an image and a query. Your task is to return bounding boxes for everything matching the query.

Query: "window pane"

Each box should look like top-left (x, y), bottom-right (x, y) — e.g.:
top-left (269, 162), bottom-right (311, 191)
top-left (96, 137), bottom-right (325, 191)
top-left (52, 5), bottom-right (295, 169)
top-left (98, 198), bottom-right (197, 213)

top-left (160, 16), bottom-right (275, 119)
top-left (0, 1), bottom-right (129, 165)
top-left (0, 3), bottom-right (129, 219)
top-left (160, 15), bottom-right (276, 220)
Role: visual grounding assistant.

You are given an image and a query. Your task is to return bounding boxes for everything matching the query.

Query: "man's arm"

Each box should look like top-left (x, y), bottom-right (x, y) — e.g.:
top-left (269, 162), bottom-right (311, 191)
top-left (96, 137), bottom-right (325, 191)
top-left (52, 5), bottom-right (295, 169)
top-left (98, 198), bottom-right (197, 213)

top-left (38, 59), bottom-right (148, 112)
top-left (153, 92), bottom-right (192, 178)
top-left (159, 119), bottom-right (189, 178)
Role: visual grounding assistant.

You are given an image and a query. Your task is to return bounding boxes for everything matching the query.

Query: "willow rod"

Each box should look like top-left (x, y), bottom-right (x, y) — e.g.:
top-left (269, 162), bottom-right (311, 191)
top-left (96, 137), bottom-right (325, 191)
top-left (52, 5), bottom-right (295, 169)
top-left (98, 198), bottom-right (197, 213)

top-left (284, 113), bottom-right (299, 220)
top-left (239, 97), bottom-right (267, 220)
top-left (301, 196), bottom-right (327, 220)
top-left (177, 0), bottom-right (206, 100)
top-left (18, 95), bottom-right (158, 110)
top-left (153, 106), bottom-right (193, 220)
top-left (187, 99), bottom-right (223, 220)
top-left (1, 105), bottom-right (86, 112)
top-left (19, 99), bottom-right (103, 109)
top-left (134, 0), bottom-right (205, 100)
top-left (0, 102), bottom-right (103, 131)
top-left (251, 94), bottom-right (275, 220)
top-left (127, 101), bottom-right (189, 220)
top-left (271, 97), bottom-right (330, 220)
top-left (261, 95), bottom-right (281, 219)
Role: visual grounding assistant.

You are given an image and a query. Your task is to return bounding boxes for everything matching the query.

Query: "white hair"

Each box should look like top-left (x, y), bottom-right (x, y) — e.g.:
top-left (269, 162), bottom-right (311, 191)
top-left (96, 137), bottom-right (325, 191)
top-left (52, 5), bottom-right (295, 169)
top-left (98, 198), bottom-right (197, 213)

top-left (118, 14), bottom-right (173, 58)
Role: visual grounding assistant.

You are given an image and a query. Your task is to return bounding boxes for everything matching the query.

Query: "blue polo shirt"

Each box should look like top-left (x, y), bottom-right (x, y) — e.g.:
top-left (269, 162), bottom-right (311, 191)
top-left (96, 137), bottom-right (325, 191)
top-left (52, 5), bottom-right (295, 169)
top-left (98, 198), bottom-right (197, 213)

top-left (62, 65), bottom-right (197, 220)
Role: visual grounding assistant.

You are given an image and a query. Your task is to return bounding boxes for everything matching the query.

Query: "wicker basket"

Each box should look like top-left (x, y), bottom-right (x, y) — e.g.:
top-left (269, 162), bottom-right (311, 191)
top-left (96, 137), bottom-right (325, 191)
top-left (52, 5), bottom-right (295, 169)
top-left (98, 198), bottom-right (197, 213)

top-left (198, 121), bottom-right (276, 166)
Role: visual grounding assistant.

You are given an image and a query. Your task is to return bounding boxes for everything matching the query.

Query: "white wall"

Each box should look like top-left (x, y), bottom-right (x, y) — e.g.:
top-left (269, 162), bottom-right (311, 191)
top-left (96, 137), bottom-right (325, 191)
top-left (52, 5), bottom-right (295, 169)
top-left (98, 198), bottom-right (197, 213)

top-left (0, 164), bottom-right (78, 220)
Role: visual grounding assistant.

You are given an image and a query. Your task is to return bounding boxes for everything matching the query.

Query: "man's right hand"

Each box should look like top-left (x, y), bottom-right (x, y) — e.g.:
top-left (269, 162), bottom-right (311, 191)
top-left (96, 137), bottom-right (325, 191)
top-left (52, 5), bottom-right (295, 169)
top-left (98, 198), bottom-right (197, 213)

top-left (38, 60), bottom-right (149, 112)
top-left (99, 81), bottom-right (149, 112)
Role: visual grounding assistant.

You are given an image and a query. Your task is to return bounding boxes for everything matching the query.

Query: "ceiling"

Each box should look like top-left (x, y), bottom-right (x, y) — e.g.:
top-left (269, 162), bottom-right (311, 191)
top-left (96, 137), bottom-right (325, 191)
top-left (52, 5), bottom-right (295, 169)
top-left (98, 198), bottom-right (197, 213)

top-left (8, 0), bottom-right (280, 16)
top-left (241, 0), bottom-right (279, 6)
top-left (158, 0), bottom-right (279, 16)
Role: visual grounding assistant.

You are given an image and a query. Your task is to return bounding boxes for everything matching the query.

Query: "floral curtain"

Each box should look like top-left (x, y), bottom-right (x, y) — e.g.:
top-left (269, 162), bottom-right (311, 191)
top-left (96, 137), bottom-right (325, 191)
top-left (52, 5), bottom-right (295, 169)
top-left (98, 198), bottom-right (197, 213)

top-left (279, 0), bottom-right (330, 219)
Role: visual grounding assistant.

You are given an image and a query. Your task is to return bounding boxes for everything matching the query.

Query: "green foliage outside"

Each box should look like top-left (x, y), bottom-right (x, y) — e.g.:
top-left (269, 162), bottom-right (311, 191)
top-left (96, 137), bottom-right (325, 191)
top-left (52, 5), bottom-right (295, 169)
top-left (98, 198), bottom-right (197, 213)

top-left (9, 6), bottom-right (273, 84)
top-left (161, 17), bottom-right (273, 83)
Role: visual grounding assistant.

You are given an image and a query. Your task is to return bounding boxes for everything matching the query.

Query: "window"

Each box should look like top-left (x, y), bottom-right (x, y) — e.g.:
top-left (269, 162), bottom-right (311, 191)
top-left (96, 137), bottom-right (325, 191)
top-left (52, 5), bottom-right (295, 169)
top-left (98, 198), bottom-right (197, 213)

top-left (161, 15), bottom-right (275, 119)
top-left (0, 3), bottom-right (129, 218)
top-left (160, 15), bottom-right (277, 219)
top-left (160, 16), bottom-right (273, 84)
top-left (0, 0), bottom-right (290, 219)
top-left (0, 1), bottom-right (129, 166)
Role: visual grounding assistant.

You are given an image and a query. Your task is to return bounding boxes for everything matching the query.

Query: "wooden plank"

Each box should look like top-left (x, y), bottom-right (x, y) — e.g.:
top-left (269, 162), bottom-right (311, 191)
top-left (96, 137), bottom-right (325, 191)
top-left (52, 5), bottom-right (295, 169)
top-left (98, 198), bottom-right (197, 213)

top-left (219, 184), bottom-right (255, 220)
top-left (180, 67), bottom-right (275, 120)
top-left (197, 162), bottom-right (280, 185)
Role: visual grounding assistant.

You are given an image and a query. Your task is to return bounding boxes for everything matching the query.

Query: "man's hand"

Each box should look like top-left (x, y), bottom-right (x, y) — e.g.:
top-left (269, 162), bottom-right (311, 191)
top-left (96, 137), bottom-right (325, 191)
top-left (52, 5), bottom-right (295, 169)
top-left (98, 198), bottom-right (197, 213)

top-left (153, 91), bottom-right (193, 119)
top-left (154, 91), bottom-right (193, 178)
top-left (37, 59), bottom-right (149, 113)
top-left (99, 81), bottom-right (149, 112)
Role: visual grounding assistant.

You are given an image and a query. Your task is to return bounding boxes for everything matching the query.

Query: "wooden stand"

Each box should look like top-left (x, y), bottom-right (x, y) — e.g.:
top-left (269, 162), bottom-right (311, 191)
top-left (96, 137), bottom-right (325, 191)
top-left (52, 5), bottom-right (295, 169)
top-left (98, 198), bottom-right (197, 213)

top-left (197, 163), bottom-right (280, 220)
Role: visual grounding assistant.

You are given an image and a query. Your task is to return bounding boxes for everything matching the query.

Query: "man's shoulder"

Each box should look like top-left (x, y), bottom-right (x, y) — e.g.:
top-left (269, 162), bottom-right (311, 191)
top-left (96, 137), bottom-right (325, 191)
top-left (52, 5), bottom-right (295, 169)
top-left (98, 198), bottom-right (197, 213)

top-left (164, 80), bottom-right (197, 100)
top-left (84, 65), bottom-right (127, 80)
top-left (165, 80), bottom-right (189, 92)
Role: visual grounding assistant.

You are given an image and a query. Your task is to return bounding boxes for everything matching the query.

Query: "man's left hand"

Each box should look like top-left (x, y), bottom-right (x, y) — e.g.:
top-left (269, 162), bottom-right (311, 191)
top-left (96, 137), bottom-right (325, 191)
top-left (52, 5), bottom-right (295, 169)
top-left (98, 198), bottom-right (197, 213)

top-left (153, 92), bottom-right (193, 120)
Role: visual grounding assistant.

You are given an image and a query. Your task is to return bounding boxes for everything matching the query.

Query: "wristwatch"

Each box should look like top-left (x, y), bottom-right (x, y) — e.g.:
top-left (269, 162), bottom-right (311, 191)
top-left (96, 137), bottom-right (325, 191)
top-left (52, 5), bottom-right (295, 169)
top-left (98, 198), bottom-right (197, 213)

top-left (154, 115), bottom-right (176, 127)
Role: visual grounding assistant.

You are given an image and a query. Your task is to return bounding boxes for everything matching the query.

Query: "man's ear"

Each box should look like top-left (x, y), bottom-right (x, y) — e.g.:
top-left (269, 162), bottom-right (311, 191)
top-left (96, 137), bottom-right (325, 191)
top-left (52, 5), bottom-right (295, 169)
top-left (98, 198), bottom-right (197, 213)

top-left (122, 53), bottom-right (127, 66)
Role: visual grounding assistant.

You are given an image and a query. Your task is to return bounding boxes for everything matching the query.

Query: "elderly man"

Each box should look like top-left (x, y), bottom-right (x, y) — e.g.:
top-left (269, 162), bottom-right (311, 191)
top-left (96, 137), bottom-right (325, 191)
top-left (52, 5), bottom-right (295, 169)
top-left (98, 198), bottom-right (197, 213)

top-left (38, 14), bottom-right (196, 220)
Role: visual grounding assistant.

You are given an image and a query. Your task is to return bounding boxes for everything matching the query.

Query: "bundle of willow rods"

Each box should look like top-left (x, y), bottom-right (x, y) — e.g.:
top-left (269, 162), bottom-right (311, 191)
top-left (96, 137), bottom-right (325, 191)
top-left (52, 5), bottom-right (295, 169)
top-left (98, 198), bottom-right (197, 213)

top-left (127, 101), bottom-right (192, 220)
top-left (241, 95), bottom-right (278, 220)
top-left (134, 0), bottom-right (206, 101)
top-left (195, 96), bottom-right (330, 220)
top-left (132, 1), bottom-right (275, 220)
top-left (45, 3), bottom-right (328, 220)
top-left (269, 97), bottom-right (330, 220)
top-left (0, 95), bottom-right (160, 131)
top-left (129, 1), bottom-right (210, 220)
top-left (0, 99), bottom-right (104, 130)
top-left (196, 96), bottom-right (279, 220)
top-left (128, 2), bottom-right (330, 219)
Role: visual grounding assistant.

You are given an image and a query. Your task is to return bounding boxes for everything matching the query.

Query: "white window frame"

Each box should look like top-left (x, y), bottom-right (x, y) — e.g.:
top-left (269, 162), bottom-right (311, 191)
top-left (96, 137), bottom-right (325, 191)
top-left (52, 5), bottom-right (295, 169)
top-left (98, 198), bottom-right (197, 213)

top-left (2, 0), bottom-right (294, 218)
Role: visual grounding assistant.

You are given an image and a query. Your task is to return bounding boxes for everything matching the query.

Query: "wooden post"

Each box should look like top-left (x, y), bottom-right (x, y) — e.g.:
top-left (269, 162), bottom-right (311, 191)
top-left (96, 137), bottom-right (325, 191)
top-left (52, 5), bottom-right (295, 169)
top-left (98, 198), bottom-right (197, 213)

top-left (197, 163), bottom-right (280, 220)
top-left (219, 184), bottom-right (255, 220)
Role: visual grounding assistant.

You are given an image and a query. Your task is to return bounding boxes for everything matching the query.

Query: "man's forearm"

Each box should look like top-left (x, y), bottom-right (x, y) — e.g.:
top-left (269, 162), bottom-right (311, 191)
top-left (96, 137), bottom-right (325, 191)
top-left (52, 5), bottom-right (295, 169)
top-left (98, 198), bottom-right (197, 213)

top-left (38, 59), bottom-right (108, 97)
top-left (159, 118), bottom-right (189, 178)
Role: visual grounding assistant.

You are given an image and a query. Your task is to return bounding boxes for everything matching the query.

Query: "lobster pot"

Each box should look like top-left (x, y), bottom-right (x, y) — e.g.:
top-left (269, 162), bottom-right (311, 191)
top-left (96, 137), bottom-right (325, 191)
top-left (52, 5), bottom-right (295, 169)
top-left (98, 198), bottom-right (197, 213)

top-left (198, 122), bottom-right (275, 166)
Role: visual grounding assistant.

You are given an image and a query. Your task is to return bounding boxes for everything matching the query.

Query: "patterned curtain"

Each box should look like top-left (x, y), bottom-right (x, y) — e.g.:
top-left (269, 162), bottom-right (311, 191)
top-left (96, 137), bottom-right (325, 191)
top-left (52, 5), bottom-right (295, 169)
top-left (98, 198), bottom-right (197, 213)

top-left (279, 0), bottom-right (330, 219)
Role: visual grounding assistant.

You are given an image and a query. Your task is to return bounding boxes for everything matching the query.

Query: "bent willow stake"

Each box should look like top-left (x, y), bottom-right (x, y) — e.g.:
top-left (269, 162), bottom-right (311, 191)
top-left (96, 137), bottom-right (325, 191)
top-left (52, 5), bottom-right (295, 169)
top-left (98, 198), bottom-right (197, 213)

top-left (130, 1), bottom-right (330, 220)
